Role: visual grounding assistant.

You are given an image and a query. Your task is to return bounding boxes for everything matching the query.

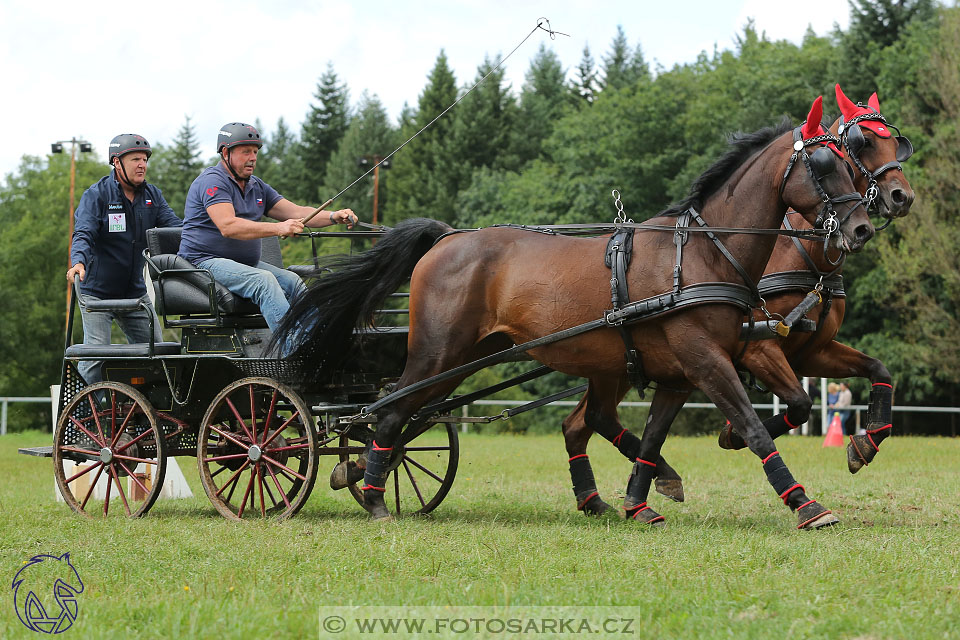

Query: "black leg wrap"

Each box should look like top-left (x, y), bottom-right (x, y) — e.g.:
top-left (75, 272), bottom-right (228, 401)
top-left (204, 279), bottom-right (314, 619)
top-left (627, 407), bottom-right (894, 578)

top-left (360, 443), bottom-right (392, 493)
top-left (720, 413), bottom-right (797, 451)
top-left (762, 452), bottom-right (803, 506)
top-left (568, 455), bottom-right (607, 513)
top-left (848, 383), bottom-right (894, 474)
top-left (610, 428), bottom-right (642, 461)
top-left (624, 459), bottom-right (657, 510)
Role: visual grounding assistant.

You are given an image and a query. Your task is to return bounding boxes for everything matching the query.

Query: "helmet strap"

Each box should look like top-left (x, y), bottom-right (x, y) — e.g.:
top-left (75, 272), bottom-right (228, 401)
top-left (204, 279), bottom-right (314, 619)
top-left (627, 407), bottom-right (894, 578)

top-left (223, 148), bottom-right (249, 185)
top-left (114, 156), bottom-right (139, 194)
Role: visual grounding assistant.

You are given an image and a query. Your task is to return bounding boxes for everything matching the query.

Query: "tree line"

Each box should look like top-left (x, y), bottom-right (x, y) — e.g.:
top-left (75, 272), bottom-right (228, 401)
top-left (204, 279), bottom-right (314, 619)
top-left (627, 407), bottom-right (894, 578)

top-left (1, 1), bottom-right (956, 435)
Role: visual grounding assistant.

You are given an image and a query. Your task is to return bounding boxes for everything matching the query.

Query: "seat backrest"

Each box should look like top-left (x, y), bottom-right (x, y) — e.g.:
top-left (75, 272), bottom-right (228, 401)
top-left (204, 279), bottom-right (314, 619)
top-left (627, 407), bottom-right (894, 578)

top-left (147, 227), bottom-right (182, 256)
top-left (147, 227), bottom-right (283, 267)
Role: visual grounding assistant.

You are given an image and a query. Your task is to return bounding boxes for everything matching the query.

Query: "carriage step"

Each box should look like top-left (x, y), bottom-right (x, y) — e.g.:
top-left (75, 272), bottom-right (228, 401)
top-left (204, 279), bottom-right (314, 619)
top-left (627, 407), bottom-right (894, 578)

top-left (18, 446), bottom-right (54, 458)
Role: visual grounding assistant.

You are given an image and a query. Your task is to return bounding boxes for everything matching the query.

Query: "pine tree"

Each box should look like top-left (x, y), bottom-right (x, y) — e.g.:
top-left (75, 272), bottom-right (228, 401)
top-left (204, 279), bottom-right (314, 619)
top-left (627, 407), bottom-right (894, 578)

top-left (299, 62), bottom-right (350, 201)
top-left (388, 51), bottom-right (459, 223)
top-left (512, 44), bottom-right (571, 165)
top-left (451, 56), bottom-right (519, 173)
top-left (600, 26), bottom-right (650, 92)
top-left (321, 92), bottom-right (399, 224)
top-left (571, 45), bottom-right (599, 103)
top-left (149, 115), bottom-right (202, 216)
top-left (257, 117), bottom-right (304, 202)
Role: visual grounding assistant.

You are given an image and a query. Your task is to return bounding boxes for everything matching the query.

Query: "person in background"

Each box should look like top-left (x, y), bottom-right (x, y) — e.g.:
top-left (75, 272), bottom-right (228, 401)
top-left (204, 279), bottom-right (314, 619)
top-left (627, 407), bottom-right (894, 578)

top-left (66, 134), bottom-right (182, 383)
top-left (835, 381), bottom-right (854, 435)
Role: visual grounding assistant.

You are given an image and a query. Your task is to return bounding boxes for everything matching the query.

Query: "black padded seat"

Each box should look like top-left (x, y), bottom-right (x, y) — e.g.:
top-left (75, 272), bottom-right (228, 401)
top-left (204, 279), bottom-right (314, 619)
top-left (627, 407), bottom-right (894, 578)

top-left (148, 253), bottom-right (260, 315)
top-left (65, 342), bottom-right (181, 358)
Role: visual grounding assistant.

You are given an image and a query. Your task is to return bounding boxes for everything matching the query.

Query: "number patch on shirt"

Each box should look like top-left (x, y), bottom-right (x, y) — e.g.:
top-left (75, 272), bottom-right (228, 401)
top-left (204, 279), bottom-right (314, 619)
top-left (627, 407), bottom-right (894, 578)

top-left (108, 213), bottom-right (127, 232)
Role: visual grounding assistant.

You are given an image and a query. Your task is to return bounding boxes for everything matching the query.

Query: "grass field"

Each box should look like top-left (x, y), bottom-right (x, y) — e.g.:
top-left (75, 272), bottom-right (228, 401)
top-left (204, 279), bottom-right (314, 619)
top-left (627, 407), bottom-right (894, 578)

top-left (1, 429), bottom-right (958, 639)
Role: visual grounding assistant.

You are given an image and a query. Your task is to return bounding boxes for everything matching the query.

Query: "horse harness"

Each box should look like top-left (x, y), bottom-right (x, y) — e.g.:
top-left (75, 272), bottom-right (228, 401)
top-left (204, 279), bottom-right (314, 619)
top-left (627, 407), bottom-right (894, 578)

top-left (603, 125), bottom-right (863, 395)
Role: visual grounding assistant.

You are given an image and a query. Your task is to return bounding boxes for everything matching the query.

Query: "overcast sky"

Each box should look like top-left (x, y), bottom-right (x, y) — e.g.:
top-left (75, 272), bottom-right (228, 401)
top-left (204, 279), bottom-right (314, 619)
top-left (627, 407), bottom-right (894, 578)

top-left (1, 0), bottom-right (848, 181)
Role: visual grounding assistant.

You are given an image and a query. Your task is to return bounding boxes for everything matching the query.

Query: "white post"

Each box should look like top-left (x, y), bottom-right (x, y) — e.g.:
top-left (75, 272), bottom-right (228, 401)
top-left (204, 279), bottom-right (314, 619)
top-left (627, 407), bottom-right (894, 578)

top-left (772, 392), bottom-right (780, 418)
top-left (801, 377), bottom-right (810, 435)
top-left (820, 377), bottom-right (828, 437)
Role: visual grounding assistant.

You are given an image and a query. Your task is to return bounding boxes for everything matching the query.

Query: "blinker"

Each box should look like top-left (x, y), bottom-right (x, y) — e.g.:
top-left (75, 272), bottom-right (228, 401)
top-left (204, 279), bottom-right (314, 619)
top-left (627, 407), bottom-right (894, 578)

top-left (808, 146), bottom-right (836, 178)
top-left (895, 136), bottom-right (913, 162)
top-left (845, 123), bottom-right (866, 156)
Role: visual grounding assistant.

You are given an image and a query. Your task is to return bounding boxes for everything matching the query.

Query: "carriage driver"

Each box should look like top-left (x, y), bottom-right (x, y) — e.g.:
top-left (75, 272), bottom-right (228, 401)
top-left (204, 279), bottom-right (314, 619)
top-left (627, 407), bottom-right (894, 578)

top-left (177, 122), bottom-right (357, 337)
top-left (66, 134), bottom-right (183, 384)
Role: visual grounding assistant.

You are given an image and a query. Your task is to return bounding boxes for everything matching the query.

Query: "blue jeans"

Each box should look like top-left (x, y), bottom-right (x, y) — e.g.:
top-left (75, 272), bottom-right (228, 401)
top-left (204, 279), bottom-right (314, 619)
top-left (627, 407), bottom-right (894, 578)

top-left (196, 258), bottom-right (306, 333)
top-left (78, 295), bottom-right (161, 384)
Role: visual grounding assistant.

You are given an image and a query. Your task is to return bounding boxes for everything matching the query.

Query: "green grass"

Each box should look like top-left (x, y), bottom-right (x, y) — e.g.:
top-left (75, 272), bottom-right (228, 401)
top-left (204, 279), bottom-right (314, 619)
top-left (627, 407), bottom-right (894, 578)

top-left (2, 430), bottom-right (958, 639)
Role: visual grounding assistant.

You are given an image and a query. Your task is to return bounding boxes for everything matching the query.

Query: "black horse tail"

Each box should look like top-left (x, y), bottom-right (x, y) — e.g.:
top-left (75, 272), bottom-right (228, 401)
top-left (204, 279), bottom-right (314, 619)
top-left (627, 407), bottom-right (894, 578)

top-left (272, 217), bottom-right (454, 375)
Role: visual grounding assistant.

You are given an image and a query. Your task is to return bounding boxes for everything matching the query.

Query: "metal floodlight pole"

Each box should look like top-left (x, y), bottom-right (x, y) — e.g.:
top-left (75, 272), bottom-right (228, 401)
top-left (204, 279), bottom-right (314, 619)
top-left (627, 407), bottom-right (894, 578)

top-left (357, 154), bottom-right (391, 227)
top-left (51, 137), bottom-right (92, 331)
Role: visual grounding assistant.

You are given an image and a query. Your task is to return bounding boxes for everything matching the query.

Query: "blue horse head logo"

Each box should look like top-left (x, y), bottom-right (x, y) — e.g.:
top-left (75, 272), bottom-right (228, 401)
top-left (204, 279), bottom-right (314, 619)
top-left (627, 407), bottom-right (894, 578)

top-left (11, 553), bottom-right (84, 634)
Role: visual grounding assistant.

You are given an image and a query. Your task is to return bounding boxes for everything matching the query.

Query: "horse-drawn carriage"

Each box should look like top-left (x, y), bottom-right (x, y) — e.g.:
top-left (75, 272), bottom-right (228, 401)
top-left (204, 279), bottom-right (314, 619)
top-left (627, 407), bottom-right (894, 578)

top-left (20, 227), bottom-right (467, 520)
top-left (22, 89), bottom-right (913, 530)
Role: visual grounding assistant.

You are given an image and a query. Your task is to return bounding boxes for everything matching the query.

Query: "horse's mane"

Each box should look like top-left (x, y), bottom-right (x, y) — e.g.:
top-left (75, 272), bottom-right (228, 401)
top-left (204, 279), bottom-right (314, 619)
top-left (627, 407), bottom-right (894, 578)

top-left (659, 117), bottom-right (793, 217)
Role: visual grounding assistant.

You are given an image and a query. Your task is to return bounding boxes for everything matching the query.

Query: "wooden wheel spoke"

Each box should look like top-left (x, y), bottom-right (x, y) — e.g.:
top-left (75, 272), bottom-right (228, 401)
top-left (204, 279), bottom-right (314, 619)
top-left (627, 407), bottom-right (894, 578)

top-left (68, 416), bottom-right (107, 449)
top-left (224, 396), bottom-right (255, 443)
top-left (249, 385), bottom-right (258, 443)
top-left (394, 468), bottom-right (401, 514)
top-left (403, 445), bottom-right (452, 452)
top-left (262, 454), bottom-right (307, 482)
top-left (402, 459), bottom-right (428, 508)
top-left (103, 473), bottom-right (113, 516)
top-left (115, 427), bottom-right (157, 454)
top-left (117, 460), bottom-right (150, 497)
top-left (113, 453), bottom-right (157, 466)
top-left (236, 467), bottom-right (257, 517)
top-left (264, 464), bottom-right (289, 509)
top-left (403, 454), bottom-right (444, 483)
top-left (261, 468), bottom-right (281, 509)
top-left (261, 390), bottom-right (279, 445)
top-left (60, 446), bottom-right (100, 457)
top-left (265, 443), bottom-right (311, 455)
top-left (261, 412), bottom-right (301, 448)
top-left (65, 460), bottom-right (102, 484)
top-left (204, 453), bottom-right (250, 463)
top-left (79, 463), bottom-right (106, 510)
top-left (87, 394), bottom-right (106, 443)
top-left (110, 465), bottom-right (133, 517)
top-left (216, 460), bottom-right (251, 498)
top-left (110, 401), bottom-right (141, 448)
top-left (209, 424), bottom-right (252, 450)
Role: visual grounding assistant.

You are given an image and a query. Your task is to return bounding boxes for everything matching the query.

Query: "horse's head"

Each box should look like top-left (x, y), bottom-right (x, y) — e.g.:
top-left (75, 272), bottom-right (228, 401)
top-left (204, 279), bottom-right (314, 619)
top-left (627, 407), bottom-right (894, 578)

top-left (12, 553), bottom-right (84, 633)
top-left (833, 84), bottom-right (915, 224)
top-left (778, 95), bottom-right (874, 255)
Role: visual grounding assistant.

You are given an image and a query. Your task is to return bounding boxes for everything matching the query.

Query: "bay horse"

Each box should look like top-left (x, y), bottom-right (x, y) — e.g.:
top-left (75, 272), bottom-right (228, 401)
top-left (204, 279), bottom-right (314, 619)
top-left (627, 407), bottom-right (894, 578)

top-left (562, 85), bottom-right (915, 513)
top-left (278, 96), bottom-right (875, 528)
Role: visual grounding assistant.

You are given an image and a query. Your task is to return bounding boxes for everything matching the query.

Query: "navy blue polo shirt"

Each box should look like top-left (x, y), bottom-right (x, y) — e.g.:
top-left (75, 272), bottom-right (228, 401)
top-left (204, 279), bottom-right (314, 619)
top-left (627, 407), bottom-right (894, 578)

top-left (178, 163), bottom-right (283, 266)
top-left (70, 169), bottom-right (182, 299)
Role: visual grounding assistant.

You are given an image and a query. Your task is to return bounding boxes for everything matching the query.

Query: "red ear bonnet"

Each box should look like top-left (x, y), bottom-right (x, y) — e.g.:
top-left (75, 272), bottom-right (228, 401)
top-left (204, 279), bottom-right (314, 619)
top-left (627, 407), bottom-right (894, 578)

top-left (801, 95), bottom-right (842, 156)
top-left (835, 83), bottom-right (892, 138)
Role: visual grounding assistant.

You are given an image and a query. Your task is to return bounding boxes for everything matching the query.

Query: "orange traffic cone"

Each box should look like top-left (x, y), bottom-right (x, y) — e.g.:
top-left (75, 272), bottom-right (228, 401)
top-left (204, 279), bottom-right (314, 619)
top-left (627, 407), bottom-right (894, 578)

top-left (822, 412), bottom-right (844, 447)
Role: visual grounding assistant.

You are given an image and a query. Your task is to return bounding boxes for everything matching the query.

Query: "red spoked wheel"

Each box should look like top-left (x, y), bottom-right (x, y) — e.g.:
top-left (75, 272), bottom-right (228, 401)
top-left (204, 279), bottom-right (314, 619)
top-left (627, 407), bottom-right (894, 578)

top-left (342, 421), bottom-right (459, 516)
top-left (53, 382), bottom-right (167, 518)
top-left (197, 377), bottom-right (317, 521)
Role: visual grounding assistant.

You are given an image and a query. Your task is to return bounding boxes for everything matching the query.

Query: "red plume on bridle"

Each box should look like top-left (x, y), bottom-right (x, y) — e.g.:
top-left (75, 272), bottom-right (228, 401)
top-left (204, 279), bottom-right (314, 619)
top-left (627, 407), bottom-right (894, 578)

top-left (800, 95), bottom-right (842, 156)
top-left (835, 84), bottom-right (892, 138)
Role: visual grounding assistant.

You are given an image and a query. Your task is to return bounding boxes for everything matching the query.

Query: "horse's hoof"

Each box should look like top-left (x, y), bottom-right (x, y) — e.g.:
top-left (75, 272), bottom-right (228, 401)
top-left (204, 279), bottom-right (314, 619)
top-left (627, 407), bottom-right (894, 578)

top-left (624, 502), bottom-right (666, 526)
top-left (330, 460), bottom-right (365, 490)
top-left (717, 423), bottom-right (745, 450)
top-left (655, 477), bottom-right (685, 503)
top-left (581, 495), bottom-right (616, 517)
top-left (797, 501), bottom-right (839, 530)
top-left (847, 435), bottom-right (876, 474)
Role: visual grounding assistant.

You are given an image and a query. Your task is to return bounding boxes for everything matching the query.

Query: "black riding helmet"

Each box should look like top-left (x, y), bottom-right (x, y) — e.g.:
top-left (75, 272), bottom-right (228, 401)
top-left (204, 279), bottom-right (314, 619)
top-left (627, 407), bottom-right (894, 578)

top-left (108, 134), bottom-right (151, 189)
top-left (217, 122), bottom-right (263, 153)
top-left (217, 122), bottom-right (262, 183)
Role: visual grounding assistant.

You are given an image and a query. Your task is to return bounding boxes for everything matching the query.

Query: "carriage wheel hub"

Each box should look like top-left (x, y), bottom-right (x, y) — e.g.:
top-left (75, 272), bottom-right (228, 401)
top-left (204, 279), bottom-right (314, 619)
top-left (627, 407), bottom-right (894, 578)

top-left (247, 445), bottom-right (263, 462)
top-left (99, 447), bottom-right (113, 464)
